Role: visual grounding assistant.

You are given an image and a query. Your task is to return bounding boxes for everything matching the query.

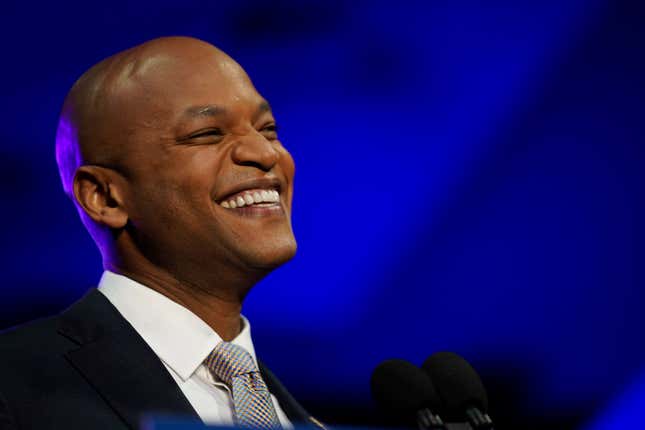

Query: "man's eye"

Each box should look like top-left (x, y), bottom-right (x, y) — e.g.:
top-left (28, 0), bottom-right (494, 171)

top-left (261, 124), bottom-right (279, 137)
top-left (190, 129), bottom-right (223, 139)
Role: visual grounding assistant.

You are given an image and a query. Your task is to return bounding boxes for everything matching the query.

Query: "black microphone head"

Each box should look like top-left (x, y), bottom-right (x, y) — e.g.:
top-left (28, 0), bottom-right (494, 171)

top-left (371, 359), bottom-right (442, 423)
top-left (422, 352), bottom-right (488, 420)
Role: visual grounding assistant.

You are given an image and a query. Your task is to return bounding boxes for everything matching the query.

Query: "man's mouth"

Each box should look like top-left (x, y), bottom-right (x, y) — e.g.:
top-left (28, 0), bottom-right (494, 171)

top-left (219, 188), bottom-right (280, 209)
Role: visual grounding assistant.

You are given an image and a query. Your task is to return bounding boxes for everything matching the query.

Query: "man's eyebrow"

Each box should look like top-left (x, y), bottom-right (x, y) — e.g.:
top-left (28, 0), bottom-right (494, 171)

top-left (183, 105), bottom-right (226, 118)
top-left (258, 100), bottom-right (271, 114)
top-left (253, 100), bottom-right (272, 121)
top-left (182, 101), bottom-right (272, 120)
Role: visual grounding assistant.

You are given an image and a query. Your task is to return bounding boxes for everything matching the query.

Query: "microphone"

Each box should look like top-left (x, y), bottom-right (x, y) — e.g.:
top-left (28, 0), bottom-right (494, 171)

top-left (371, 359), bottom-right (446, 430)
top-left (422, 352), bottom-right (494, 430)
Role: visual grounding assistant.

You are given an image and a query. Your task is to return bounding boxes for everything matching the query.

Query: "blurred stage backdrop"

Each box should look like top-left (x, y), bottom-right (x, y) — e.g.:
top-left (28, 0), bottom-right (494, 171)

top-left (2, 0), bottom-right (645, 428)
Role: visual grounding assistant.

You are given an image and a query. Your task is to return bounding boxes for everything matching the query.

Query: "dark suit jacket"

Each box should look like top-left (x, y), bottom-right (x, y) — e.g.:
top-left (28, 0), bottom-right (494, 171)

top-left (0, 289), bottom-right (319, 430)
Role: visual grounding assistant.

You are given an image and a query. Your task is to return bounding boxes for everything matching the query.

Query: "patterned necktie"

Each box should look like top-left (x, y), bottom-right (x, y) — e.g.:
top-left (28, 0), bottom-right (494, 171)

top-left (204, 342), bottom-right (282, 430)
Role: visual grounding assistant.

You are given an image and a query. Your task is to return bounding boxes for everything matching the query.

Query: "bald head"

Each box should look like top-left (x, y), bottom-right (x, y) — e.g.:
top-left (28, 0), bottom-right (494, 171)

top-left (55, 36), bottom-right (246, 197)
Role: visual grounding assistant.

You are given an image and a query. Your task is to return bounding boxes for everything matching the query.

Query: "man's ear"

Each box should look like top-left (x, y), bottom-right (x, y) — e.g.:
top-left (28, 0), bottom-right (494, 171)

top-left (73, 165), bottom-right (129, 229)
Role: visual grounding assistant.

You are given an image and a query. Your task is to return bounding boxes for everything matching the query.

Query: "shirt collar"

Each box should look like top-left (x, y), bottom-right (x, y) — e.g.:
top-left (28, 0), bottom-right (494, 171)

top-left (97, 270), bottom-right (258, 382)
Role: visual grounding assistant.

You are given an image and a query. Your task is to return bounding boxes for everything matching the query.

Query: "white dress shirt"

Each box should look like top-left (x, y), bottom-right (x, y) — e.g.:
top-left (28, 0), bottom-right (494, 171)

top-left (97, 270), bottom-right (293, 428)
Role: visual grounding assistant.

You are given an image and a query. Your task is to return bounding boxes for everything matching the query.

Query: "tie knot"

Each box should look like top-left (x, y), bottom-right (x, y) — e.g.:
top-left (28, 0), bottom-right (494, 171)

top-left (204, 342), bottom-right (258, 386)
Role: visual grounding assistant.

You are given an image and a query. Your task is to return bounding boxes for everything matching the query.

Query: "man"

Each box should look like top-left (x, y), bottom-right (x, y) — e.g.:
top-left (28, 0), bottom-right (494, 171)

top-left (0, 36), bottom-right (321, 430)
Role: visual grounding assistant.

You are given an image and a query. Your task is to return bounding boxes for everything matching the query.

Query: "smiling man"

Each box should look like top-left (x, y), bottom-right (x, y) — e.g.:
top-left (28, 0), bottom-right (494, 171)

top-left (0, 37), bottom-right (318, 430)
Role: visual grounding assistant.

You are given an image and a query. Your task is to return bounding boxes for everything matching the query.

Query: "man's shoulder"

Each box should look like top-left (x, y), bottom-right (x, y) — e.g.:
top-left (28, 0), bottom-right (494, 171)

top-left (0, 313), bottom-right (73, 357)
top-left (0, 288), bottom-right (120, 351)
top-left (0, 312), bottom-right (80, 409)
top-left (0, 295), bottom-right (139, 430)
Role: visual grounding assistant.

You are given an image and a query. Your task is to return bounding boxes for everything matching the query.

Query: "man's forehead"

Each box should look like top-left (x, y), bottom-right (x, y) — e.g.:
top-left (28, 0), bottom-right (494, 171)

top-left (117, 49), bottom-right (247, 92)
top-left (103, 44), bottom-right (262, 120)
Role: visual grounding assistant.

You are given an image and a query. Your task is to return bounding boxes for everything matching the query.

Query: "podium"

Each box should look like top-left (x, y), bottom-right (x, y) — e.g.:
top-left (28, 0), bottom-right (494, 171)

top-left (143, 417), bottom-right (472, 430)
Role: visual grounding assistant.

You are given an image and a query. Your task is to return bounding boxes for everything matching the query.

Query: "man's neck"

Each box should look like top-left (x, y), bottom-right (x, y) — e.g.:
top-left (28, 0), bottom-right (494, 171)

top-left (104, 262), bottom-right (248, 341)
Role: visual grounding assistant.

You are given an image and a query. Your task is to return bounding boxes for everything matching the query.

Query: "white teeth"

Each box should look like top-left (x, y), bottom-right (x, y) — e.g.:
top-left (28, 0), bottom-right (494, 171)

top-left (220, 188), bottom-right (281, 208)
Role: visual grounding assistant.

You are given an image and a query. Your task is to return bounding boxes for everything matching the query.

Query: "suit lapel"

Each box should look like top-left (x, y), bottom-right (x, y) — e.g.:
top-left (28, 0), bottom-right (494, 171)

top-left (259, 361), bottom-right (326, 429)
top-left (58, 289), bottom-right (198, 429)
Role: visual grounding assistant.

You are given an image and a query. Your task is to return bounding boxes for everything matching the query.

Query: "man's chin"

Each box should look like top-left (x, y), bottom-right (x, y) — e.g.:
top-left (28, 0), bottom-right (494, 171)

top-left (244, 240), bottom-right (297, 271)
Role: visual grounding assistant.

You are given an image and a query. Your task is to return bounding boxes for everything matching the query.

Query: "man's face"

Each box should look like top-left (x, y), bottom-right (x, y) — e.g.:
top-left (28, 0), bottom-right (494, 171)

top-left (104, 44), bottom-right (296, 282)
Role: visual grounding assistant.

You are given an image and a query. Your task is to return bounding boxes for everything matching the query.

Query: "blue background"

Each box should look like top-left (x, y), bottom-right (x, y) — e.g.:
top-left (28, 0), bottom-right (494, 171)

top-left (2, 1), bottom-right (645, 428)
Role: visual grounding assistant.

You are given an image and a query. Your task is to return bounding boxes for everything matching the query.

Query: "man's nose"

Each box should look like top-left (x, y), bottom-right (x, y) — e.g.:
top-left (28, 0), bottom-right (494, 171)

top-left (231, 132), bottom-right (280, 171)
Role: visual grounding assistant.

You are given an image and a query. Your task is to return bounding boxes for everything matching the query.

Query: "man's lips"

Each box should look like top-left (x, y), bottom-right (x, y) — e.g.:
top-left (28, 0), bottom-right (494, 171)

top-left (220, 188), bottom-right (280, 209)
top-left (215, 177), bottom-right (283, 210)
